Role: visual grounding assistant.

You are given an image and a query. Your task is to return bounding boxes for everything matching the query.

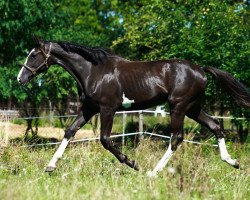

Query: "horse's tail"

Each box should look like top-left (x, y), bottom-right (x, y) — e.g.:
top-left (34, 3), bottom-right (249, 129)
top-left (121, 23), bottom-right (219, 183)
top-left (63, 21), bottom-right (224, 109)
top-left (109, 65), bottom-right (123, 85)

top-left (203, 66), bottom-right (250, 109)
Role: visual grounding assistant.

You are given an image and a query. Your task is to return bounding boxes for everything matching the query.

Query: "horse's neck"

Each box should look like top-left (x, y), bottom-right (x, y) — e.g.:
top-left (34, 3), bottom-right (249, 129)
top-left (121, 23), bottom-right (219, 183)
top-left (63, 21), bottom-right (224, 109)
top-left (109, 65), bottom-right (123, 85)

top-left (51, 44), bottom-right (89, 96)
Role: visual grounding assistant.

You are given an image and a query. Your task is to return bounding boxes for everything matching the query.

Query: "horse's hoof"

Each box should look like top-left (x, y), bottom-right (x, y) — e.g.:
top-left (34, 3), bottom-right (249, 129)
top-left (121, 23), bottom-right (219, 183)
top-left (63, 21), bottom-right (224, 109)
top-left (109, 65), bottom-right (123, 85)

top-left (45, 166), bottom-right (56, 172)
top-left (233, 160), bottom-right (240, 169)
top-left (147, 171), bottom-right (157, 178)
top-left (132, 160), bottom-right (139, 171)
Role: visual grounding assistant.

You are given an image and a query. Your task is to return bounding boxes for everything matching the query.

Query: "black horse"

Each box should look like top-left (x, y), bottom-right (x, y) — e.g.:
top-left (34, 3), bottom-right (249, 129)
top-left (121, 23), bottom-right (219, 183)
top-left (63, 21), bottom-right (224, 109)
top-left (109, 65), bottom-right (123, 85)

top-left (17, 37), bottom-right (250, 175)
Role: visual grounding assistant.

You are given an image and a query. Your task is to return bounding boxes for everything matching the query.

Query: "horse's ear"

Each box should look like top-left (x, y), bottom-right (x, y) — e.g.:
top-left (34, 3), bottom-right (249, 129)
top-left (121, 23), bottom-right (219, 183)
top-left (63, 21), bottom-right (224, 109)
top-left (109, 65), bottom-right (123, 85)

top-left (33, 35), bottom-right (44, 47)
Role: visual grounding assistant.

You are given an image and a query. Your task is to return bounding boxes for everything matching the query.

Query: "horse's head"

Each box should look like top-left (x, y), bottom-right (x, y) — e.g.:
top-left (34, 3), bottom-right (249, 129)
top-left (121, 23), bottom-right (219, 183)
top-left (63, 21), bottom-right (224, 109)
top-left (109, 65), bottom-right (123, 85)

top-left (17, 36), bottom-right (52, 85)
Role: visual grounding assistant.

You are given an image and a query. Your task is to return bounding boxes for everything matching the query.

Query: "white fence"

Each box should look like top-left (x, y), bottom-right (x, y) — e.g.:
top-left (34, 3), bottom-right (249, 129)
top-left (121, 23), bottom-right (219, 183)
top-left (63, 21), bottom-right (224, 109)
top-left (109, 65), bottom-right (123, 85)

top-left (0, 108), bottom-right (248, 147)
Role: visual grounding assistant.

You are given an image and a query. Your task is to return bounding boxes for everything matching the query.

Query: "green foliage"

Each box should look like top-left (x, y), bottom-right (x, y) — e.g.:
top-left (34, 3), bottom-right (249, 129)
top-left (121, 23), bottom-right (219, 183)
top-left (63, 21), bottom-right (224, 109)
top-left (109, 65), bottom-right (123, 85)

top-left (0, 0), bottom-right (121, 113)
top-left (113, 0), bottom-right (250, 119)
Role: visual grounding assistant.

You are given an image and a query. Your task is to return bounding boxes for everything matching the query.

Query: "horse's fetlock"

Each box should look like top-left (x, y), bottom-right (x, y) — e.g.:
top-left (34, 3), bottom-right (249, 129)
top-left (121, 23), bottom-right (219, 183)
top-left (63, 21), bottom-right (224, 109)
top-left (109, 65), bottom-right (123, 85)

top-left (64, 129), bottom-right (74, 139)
top-left (171, 143), bottom-right (178, 151)
top-left (177, 134), bottom-right (184, 141)
top-left (100, 136), bottom-right (110, 149)
top-left (121, 155), bottom-right (128, 163)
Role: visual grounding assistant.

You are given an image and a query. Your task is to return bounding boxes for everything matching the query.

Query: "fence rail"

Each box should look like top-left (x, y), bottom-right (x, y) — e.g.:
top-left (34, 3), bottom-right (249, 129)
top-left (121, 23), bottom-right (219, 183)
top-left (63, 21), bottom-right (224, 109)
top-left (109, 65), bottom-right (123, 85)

top-left (0, 109), bottom-right (248, 147)
top-left (20, 131), bottom-right (220, 148)
top-left (1, 109), bottom-right (249, 120)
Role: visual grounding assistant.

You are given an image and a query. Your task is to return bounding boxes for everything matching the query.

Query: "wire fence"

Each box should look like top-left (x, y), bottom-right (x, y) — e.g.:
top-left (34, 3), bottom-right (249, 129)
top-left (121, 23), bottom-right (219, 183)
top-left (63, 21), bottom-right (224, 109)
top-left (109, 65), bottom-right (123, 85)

top-left (0, 109), bottom-right (248, 147)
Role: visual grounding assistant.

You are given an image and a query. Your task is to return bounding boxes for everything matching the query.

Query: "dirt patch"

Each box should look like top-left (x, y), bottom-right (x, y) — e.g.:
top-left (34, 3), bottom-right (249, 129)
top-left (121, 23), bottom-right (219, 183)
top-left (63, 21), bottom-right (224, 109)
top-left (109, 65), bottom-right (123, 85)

top-left (0, 122), bottom-right (97, 141)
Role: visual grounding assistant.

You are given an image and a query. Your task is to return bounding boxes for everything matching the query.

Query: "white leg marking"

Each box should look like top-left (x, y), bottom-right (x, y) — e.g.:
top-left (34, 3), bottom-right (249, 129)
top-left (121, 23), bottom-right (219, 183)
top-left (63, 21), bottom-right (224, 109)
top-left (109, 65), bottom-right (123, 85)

top-left (147, 138), bottom-right (173, 177)
top-left (47, 138), bottom-right (69, 168)
top-left (218, 138), bottom-right (238, 166)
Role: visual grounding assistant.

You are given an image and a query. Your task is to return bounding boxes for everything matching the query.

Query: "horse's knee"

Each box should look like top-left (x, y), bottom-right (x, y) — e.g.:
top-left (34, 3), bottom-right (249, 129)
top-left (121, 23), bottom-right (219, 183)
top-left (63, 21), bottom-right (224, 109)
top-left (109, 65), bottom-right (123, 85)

top-left (100, 136), bottom-right (111, 149)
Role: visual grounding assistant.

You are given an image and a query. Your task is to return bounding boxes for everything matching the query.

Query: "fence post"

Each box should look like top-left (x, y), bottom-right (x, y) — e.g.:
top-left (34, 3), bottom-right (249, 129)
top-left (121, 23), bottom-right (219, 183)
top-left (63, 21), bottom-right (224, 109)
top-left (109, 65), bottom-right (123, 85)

top-left (122, 112), bottom-right (127, 148)
top-left (139, 110), bottom-right (144, 139)
top-left (5, 114), bottom-right (9, 146)
top-left (1, 111), bottom-right (10, 147)
top-left (49, 100), bottom-right (53, 126)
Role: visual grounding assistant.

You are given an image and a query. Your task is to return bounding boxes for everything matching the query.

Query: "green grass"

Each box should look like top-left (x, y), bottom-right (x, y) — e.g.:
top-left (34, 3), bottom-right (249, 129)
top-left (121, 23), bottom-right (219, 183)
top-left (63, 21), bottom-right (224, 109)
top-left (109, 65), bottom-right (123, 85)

top-left (0, 139), bottom-right (249, 200)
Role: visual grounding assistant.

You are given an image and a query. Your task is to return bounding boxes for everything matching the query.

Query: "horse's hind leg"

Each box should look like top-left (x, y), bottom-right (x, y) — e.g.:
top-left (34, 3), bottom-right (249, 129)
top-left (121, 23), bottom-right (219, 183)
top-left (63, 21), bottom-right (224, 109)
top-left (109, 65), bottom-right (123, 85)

top-left (45, 106), bottom-right (97, 172)
top-left (187, 108), bottom-right (240, 168)
top-left (147, 104), bottom-right (186, 177)
top-left (99, 106), bottom-right (139, 170)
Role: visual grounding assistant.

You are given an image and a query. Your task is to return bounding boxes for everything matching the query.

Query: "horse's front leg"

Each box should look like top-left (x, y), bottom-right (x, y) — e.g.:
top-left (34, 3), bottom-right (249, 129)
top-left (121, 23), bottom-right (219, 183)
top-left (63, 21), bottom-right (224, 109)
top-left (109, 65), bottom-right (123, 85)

top-left (45, 106), bottom-right (96, 172)
top-left (99, 106), bottom-right (139, 170)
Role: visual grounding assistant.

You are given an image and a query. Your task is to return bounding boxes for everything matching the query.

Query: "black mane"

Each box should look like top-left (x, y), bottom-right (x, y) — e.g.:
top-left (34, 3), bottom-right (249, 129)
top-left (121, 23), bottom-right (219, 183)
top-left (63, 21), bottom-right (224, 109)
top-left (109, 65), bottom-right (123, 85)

top-left (58, 41), bottom-right (114, 65)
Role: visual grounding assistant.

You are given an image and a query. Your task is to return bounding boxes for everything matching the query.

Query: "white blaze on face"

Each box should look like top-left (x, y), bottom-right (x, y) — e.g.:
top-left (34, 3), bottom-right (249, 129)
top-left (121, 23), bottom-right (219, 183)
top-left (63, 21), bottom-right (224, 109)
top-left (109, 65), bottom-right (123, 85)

top-left (17, 48), bottom-right (35, 81)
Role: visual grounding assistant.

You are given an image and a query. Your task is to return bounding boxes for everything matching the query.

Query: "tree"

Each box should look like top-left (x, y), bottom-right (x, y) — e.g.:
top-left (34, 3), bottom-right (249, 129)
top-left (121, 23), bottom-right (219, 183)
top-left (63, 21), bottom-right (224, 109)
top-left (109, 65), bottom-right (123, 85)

top-left (113, 0), bottom-right (250, 139)
top-left (0, 0), bottom-right (123, 139)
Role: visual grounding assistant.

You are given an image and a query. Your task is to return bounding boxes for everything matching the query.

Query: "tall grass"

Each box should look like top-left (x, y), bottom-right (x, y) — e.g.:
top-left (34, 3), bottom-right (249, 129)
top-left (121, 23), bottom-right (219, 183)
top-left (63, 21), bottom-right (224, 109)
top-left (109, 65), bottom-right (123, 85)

top-left (0, 139), bottom-right (249, 200)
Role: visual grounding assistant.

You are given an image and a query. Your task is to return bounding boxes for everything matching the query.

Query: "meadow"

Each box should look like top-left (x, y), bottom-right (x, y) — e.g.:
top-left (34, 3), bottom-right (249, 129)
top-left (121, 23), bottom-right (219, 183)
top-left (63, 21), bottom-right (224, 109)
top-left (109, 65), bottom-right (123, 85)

top-left (0, 137), bottom-right (249, 200)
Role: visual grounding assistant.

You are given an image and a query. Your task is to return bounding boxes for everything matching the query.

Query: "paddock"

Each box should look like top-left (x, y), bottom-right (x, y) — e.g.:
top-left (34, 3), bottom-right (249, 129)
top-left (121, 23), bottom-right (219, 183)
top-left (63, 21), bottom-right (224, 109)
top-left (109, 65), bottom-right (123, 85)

top-left (0, 136), bottom-right (249, 200)
top-left (0, 109), bottom-right (249, 199)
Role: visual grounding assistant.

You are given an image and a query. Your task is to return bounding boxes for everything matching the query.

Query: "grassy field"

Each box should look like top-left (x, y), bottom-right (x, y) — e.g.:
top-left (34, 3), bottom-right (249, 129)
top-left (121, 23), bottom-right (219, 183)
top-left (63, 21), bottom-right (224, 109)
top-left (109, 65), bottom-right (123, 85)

top-left (0, 138), bottom-right (249, 200)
